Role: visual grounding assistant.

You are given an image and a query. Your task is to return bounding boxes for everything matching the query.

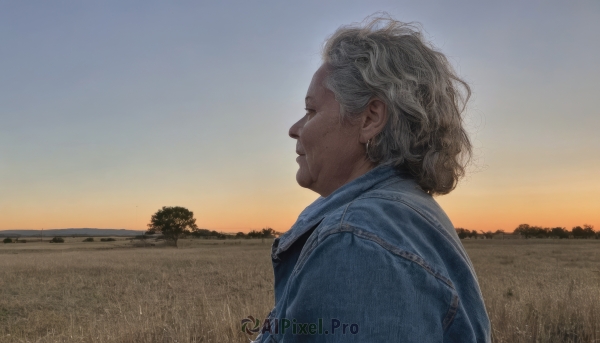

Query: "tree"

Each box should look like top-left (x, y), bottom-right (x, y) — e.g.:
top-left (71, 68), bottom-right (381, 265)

top-left (480, 231), bottom-right (494, 239)
top-left (583, 224), bottom-right (596, 239)
top-left (146, 206), bottom-right (199, 247)
top-left (247, 230), bottom-right (263, 238)
top-left (572, 226), bottom-right (585, 239)
top-left (261, 228), bottom-right (277, 238)
top-left (550, 227), bottom-right (569, 239)
top-left (455, 228), bottom-right (469, 239)
top-left (514, 224), bottom-right (533, 238)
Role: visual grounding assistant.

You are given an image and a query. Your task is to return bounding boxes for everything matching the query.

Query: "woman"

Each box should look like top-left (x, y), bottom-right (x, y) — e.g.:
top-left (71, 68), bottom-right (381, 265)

top-left (255, 16), bottom-right (491, 343)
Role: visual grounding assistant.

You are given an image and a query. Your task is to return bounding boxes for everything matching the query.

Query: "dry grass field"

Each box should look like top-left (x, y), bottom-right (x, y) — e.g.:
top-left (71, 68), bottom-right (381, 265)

top-left (1, 237), bottom-right (599, 343)
top-left (464, 239), bottom-right (600, 343)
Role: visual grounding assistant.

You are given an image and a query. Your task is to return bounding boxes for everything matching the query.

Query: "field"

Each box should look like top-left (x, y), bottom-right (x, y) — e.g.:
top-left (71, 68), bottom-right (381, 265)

top-left (463, 239), bottom-right (600, 343)
top-left (1, 238), bottom-right (599, 343)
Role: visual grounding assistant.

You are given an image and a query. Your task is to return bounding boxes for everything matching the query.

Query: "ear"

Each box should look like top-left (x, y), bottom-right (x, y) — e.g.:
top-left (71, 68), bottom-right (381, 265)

top-left (359, 98), bottom-right (388, 143)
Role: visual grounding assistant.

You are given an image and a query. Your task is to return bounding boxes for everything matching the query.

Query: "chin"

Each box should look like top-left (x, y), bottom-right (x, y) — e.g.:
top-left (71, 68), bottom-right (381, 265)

top-left (295, 169), bottom-right (313, 189)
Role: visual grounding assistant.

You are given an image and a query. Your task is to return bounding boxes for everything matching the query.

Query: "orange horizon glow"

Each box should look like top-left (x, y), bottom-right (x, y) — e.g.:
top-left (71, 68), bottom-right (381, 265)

top-left (2, 159), bottom-right (599, 234)
top-left (2, 174), bottom-right (598, 234)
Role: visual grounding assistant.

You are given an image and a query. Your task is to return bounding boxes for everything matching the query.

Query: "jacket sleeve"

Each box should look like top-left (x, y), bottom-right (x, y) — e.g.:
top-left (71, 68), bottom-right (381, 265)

top-left (274, 231), bottom-right (461, 343)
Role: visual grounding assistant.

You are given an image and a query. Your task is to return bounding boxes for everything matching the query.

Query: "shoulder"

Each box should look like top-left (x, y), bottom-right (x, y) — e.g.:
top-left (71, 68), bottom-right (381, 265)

top-left (346, 184), bottom-right (456, 240)
top-left (316, 182), bottom-right (465, 272)
top-left (319, 178), bottom-right (456, 239)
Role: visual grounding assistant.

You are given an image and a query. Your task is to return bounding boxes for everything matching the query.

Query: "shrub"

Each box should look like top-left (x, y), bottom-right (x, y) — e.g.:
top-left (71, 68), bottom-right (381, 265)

top-left (100, 238), bottom-right (116, 242)
top-left (49, 237), bottom-right (65, 243)
top-left (17, 240), bottom-right (26, 243)
top-left (3, 238), bottom-right (12, 244)
top-left (82, 237), bottom-right (94, 242)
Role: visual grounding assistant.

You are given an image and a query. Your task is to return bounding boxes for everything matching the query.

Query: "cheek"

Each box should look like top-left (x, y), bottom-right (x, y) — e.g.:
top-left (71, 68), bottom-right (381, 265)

top-left (301, 120), bottom-right (331, 156)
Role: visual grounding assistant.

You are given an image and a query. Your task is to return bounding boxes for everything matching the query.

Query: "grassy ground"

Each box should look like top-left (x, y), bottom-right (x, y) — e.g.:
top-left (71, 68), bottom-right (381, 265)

top-left (464, 239), bottom-right (600, 343)
top-left (1, 238), bottom-right (599, 342)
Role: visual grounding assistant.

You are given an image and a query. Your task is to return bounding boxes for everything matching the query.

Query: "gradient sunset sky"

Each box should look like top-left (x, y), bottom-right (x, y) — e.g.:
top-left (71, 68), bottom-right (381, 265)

top-left (1, 1), bottom-right (599, 233)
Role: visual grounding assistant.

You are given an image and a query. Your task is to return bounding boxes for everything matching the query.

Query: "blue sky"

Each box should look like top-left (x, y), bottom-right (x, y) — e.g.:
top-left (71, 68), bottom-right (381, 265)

top-left (1, 0), bottom-right (599, 231)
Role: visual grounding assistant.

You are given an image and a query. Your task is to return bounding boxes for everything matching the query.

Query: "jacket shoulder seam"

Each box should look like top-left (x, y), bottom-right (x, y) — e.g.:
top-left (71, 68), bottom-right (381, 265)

top-left (311, 225), bottom-right (456, 290)
top-left (349, 192), bottom-right (476, 275)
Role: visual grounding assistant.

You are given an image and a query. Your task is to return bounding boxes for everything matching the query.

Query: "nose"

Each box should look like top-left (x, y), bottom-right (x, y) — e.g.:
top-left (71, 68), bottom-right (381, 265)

top-left (289, 117), bottom-right (303, 140)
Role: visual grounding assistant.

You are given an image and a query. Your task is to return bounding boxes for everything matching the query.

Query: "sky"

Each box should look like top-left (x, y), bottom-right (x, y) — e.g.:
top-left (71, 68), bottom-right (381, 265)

top-left (1, 0), bottom-right (599, 233)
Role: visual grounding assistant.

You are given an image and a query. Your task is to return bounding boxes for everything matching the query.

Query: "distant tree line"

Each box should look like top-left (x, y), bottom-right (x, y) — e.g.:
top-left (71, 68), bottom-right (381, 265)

top-left (456, 224), bottom-right (598, 239)
top-left (190, 229), bottom-right (229, 239)
top-left (2, 237), bottom-right (27, 243)
top-left (2, 236), bottom-right (123, 244)
top-left (235, 228), bottom-right (279, 239)
top-left (139, 227), bottom-right (280, 241)
top-left (513, 224), bottom-right (597, 239)
top-left (191, 227), bottom-right (279, 239)
top-left (455, 228), bottom-right (505, 239)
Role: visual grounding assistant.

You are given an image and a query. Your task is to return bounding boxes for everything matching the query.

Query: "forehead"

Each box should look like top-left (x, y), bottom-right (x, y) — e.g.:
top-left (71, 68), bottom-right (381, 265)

top-left (305, 64), bottom-right (331, 105)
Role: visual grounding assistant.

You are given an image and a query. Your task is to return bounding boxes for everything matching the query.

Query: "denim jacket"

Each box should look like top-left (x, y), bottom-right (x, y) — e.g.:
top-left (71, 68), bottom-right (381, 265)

top-left (254, 166), bottom-right (491, 343)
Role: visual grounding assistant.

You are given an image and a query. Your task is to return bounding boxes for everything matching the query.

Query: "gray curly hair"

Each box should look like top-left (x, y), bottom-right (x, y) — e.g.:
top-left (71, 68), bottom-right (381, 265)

top-left (322, 15), bottom-right (472, 195)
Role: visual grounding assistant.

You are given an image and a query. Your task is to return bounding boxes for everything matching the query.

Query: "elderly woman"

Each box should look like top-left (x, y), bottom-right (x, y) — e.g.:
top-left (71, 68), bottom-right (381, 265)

top-left (255, 17), bottom-right (491, 343)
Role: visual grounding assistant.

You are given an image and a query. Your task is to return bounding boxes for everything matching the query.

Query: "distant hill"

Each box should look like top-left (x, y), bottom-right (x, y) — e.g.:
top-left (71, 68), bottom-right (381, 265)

top-left (0, 228), bottom-right (145, 237)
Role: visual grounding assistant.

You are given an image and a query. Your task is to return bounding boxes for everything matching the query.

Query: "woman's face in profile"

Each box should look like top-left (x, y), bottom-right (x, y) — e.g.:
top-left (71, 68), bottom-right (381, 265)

top-left (288, 65), bottom-right (364, 197)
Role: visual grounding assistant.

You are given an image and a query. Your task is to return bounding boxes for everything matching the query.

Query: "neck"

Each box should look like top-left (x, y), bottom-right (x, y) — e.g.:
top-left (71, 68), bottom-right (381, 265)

top-left (318, 158), bottom-right (376, 197)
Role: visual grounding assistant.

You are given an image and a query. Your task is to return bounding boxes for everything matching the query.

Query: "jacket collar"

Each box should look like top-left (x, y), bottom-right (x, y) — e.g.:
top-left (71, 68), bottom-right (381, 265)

top-left (272, 165), bottom-right (408, 259)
